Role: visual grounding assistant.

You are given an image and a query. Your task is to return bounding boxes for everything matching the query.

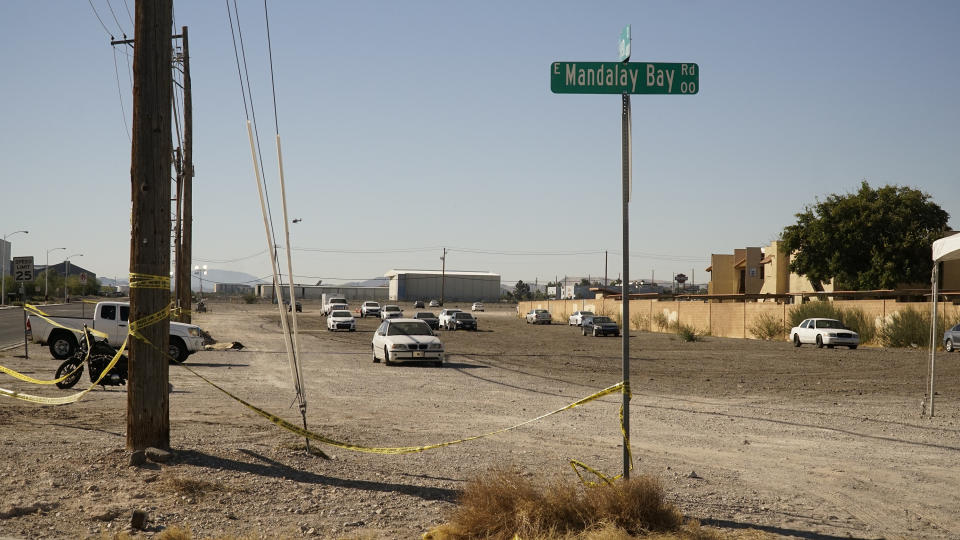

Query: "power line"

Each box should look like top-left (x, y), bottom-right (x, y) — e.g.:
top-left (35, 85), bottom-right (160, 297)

top-left (87, 0), bottom-right (114, 38)
top-left (104, 0), bottom-right (127, 37)
top-left (110, 46), bottom-right (131, 142)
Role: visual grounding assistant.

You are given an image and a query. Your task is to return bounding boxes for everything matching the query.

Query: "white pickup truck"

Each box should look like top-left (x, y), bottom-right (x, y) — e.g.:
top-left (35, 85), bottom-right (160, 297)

top-left (27, 301), bottom-right (205, 363)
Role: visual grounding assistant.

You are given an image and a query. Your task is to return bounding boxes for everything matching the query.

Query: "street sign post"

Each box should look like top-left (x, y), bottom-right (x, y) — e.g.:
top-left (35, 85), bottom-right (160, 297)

top-left (13, 256), bottom-right (33, 359)
top-left (551, 31), bottom-right (698, 480)
top-left (13, 256), bottom-right (34, 282)
top-left (551, 62), bottom-right (698, 94)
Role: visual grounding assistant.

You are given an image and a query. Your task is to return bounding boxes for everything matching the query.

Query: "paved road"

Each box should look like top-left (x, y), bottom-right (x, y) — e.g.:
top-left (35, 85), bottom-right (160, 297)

top-left (0, 303), bottom-right (89, 350)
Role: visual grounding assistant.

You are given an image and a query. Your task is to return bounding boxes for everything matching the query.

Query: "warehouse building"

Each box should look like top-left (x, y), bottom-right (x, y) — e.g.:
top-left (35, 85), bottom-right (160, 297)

top-left (256, 284), bottom-right (388, 301)
top-left (385, 269), bottom-right (501, 302)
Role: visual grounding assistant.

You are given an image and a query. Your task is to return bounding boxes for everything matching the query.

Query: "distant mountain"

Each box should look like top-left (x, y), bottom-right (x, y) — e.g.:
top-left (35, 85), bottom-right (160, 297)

top-left (342, 277), bottom-right (389, 287)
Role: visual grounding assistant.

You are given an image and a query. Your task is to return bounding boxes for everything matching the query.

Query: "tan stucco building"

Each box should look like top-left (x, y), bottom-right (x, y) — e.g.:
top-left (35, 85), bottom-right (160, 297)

top-left (707, 241), bottom-right (832, 297)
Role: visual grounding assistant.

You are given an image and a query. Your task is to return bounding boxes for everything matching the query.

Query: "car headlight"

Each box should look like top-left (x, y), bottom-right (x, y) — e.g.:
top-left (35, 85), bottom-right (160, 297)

top-left (828, 333), bottom-right (837, 337)
top-left (390, 343), bottom-right (407, 350)
top-left (429, 343), bottom-right (443, 350)
top-left (188, 327), bottom-right (200, 337)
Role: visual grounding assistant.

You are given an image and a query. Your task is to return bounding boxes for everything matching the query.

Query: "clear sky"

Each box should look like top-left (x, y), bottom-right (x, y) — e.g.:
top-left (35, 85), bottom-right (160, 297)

top-left (2, 1), bottom-right (958, 287)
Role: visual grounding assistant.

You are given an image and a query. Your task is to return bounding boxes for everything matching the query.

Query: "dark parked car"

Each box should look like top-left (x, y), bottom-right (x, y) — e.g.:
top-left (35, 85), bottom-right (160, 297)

top-left (413, 300), bottom-right (425, 309)
top-left (581, 315), bottom-right (619, 337)
top-left (945, 323), bottom-right (960, 352)
top-left (446, 312), bottom-right (478, 331)
top-left (414, 311), bottom-right (440, 330)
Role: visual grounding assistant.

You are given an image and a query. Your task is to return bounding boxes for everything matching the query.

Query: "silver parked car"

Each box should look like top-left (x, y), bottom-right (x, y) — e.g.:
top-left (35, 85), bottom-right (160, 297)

top-left (525, 309), bottom-right (552, 324)
top-left (944, 323), bottom-right (960, 352)
top-left (568, 310), bottom-right (594, 326)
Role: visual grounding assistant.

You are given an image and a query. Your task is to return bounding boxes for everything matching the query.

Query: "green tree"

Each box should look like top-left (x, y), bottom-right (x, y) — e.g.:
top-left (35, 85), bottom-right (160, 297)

top-left (780, 181), bottom-right (950, 290)
top-left (513, 280), bottom-right (531, 301)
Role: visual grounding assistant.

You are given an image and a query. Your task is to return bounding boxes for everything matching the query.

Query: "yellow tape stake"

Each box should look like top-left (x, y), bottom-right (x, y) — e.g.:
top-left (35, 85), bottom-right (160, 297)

top-left (0, 337), bottom-right (128, 405)
top-left (569, 381), bottom-right (634, 486)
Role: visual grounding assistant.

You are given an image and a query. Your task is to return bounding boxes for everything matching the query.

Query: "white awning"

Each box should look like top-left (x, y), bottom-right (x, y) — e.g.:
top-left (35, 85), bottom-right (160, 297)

top-left (932, 232), bottom-right (960, 262)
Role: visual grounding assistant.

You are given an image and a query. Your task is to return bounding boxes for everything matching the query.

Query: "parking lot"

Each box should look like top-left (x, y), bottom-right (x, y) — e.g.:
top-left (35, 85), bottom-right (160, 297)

top-left (2, 300), bottom-right (959, 538)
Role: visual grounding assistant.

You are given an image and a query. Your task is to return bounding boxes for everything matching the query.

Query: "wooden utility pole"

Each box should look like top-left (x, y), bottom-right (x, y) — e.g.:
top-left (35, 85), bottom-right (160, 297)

top-left (176, 26), bottom-right (194, 324)
top-left (127, 0), bottom-right (173, 451)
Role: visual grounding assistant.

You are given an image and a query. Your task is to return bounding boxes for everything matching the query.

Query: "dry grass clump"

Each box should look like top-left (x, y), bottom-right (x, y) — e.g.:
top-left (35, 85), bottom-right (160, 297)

top-left (426, 468), bottom-right (722, 540)
top-left (161, 476), bottom-right (222, 499)
top-left (631, 312), bottom-right (651, 332)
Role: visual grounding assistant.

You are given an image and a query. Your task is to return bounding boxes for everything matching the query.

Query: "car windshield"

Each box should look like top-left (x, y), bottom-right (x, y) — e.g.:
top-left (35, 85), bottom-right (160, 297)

top-left (415, 312), bottom-right (435, 318)
top-left (535, 310), bottom-right (549, 314)
top-left (816, 320), bottom-right (844, 329)
top-left (593, 316), bottom-right (612, 323)
top-left (331, 311), bottom-right (351, 318)
top-left (580, 312), bottom-right (594, 317)
top-left (455, 313), bottom-right (473, 320)
top-left (385, 306), bottom-right (401, 312)
top-left (387, 322), bottom-right (432, 336)
top-left (364, 302), bottom-right (378, 307)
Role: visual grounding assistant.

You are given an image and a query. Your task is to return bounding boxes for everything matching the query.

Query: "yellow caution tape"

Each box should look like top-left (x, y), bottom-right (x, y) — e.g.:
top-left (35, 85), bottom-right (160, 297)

top-left (0, 337), bottom-right (128, 405)
top-left (129, 273), bottom-right (171, 289)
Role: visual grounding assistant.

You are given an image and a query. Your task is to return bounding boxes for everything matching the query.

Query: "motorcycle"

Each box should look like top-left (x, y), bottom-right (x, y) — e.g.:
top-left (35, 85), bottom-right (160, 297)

top-left (55, 326), bottom-right (129, 389)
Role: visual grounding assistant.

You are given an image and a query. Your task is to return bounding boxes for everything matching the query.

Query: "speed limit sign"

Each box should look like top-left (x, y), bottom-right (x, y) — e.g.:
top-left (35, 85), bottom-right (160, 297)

top-left (13, 256), bottom-right (34, 282)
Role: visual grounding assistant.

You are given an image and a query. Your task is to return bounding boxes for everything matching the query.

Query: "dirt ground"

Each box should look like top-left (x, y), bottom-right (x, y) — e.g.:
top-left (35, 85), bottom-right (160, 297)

top-left (1, 300), bottom-right (959, 539)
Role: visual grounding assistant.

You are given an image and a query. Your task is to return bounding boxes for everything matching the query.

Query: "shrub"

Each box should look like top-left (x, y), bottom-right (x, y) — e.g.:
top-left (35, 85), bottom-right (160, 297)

top-left (425, 468), bottom-right (724, 540)
top-left (750, 313), bottom-right (785, 341)
top-left (788, 301), bottom-right (843, 328)
top-left (676, 323), bottom-right (701, 342)
top-left (879, 307), bottom-right (930, 348)
top-left (652, 312), bottom-right (669, 332)
top-left (241, 293), bottom-right (257, 304)
top-left (631, 311), bottom-right (650, 332)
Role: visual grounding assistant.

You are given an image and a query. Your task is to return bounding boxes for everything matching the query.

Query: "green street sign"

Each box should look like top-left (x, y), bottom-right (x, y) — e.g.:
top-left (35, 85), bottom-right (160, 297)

top-left (551, 61), bottom-right (698, 95)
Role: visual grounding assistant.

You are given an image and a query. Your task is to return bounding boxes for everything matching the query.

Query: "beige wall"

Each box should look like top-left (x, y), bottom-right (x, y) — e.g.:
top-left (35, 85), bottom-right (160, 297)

top-left (759, 241), bottom-right (790, 295)
top-left (517, 298), bottom-right (960, 343)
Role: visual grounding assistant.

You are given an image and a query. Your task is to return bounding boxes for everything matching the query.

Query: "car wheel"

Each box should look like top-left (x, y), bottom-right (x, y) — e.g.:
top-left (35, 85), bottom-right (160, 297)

top-left (49, 333), bottom-right (77, 360)
top-left (946, 339), bottom-right (954, 353)
top-left (793, 334), bottom-right (800, 347)
top-left (816, 335), bottom-right (823, 349)
top-left (383, 346), bottom-right (393, 366)
top-left (168, 337), bottom-right (188, 363)
top-left (849, 345), bottom-right (858, 350)
top-left (593, 329), bottom-right (599, 337)
top-left (827, 345), bottom-right (835, 349)
top-left (372, 344), bottom-right (380, 363)
top-left (434, 360), bottom-right (443, 368)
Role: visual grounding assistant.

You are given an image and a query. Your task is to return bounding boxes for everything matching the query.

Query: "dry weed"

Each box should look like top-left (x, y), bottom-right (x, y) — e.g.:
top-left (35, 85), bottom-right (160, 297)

top-left (427, 468), bottom-right (726, 540)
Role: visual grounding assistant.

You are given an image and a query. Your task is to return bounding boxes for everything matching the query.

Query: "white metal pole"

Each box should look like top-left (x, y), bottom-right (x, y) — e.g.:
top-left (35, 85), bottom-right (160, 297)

top-left (929, 263), bottom-right (939, 417)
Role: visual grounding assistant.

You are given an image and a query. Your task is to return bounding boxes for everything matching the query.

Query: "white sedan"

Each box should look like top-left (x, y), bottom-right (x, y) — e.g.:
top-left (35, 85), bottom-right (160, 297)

top-left (381, 305), bottom-right (403, 320)
top-left (790, 318), bottom-right (859, 349)
top-left (326, 309), bottom-right (356, 332)
top-left (371, 319), bottom-right (444, 367)
top-left (471, 302), bottom-right (484, 312)
top-left (568, 310), bottom-right (594, 326)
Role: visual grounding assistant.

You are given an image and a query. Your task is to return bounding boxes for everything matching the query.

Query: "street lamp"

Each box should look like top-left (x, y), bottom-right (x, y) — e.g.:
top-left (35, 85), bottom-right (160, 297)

top-left (45, 247), bottom-right (66, 301)
top-left (1, 229), bottom-right (28, 306)
top-left (64, 253), bottom-right (83, 303)
top-left (193, 264), bottom-right (208, 299)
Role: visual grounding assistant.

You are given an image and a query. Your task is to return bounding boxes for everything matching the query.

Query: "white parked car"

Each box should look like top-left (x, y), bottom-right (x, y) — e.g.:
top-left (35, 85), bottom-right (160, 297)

top-left (790, 318), bottom-right (859, 349)
top-left (328, 303), bottom-right (348, 315)
top-left (525, 309), bottom-right (552, 324)
top-left (438, 308), bottom-right (462, 328)
top-left (371, 318), bottom-right (444, 367)
top-left (471, 302), bottom-right (484, 312)
top-left (326, 310), bottom-right (356, 332)
top-left (568, 310), bottom-right (594, 326)
top-left (360, 301), bottom-right (381, 318)
top-left (381, 305), bottom-right (403, 320)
